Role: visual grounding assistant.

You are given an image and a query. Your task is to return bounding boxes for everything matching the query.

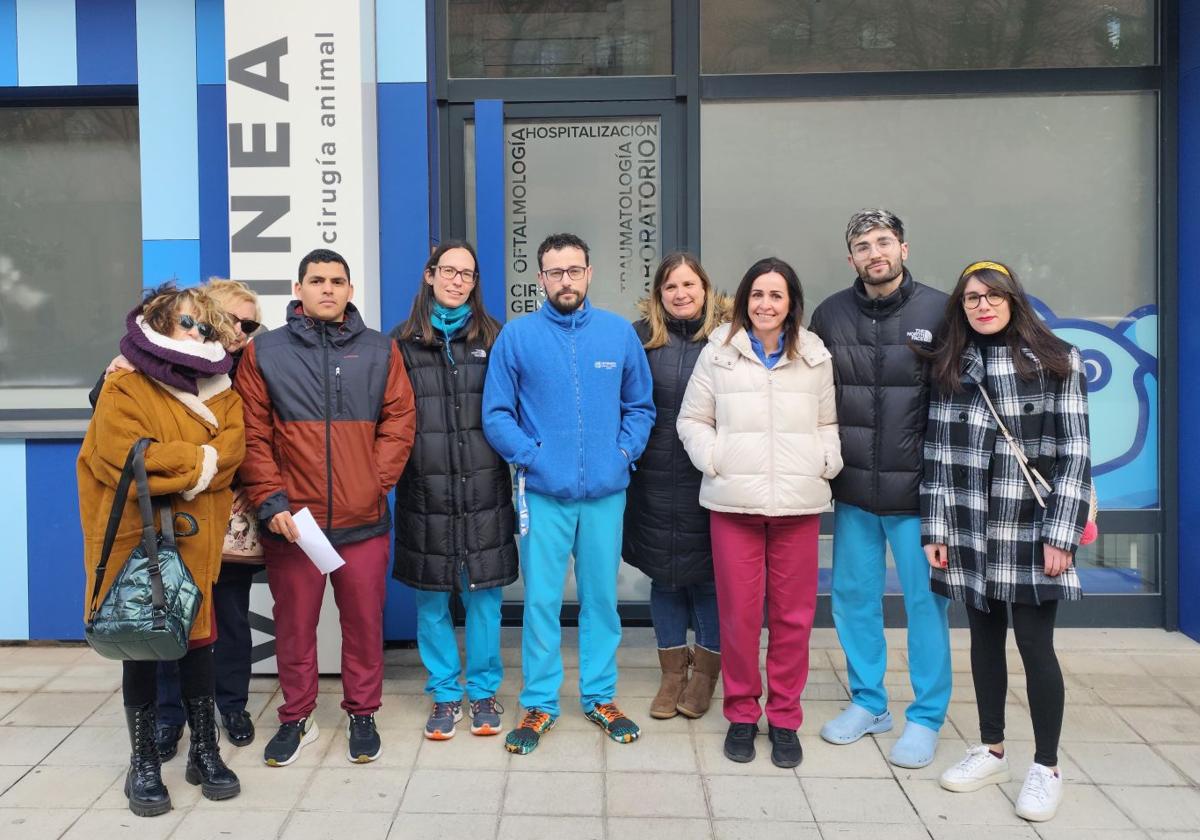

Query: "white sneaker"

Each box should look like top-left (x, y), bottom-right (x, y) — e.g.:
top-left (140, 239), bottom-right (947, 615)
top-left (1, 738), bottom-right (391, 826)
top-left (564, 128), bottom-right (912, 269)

top-left (939, 744), bottom-right (1012, 792)
top-left (1014, 763), bottom-right (1063, 822)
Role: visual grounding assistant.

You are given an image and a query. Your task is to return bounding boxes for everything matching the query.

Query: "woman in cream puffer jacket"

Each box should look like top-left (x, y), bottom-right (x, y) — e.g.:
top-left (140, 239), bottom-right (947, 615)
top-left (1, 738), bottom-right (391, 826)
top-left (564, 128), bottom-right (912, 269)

top-left (676, 256), bottom-right (841, 769)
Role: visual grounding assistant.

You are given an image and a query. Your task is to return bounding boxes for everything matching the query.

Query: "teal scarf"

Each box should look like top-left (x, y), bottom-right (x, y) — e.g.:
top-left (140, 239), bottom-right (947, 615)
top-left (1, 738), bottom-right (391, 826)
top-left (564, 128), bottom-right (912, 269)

top-left (431, 302), bottom-right (471, 365)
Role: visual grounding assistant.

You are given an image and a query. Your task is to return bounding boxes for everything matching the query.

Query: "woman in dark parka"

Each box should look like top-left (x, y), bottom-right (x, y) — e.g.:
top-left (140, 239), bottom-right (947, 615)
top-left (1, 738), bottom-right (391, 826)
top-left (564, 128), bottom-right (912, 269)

top-left (391, 240), bottom-right (517, 741)
top-left (624, 252), bottom-right (727, 720)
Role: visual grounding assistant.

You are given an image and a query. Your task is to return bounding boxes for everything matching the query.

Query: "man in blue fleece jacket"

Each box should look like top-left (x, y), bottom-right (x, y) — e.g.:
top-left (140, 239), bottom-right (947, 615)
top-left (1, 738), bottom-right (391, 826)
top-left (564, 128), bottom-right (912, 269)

top-left (483, 232), bottom-right (655, 755)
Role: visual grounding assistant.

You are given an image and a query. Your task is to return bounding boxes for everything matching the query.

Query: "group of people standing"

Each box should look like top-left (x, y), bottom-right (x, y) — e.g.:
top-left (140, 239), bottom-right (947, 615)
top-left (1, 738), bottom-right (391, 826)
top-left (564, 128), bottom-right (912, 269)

top-left (78, 208), bottom-right (1092, 825)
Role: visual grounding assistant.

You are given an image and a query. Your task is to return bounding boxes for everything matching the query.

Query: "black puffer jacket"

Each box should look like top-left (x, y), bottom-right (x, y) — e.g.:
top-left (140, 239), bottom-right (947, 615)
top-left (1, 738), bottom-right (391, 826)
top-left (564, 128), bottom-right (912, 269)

top-left (622, 314), bottom-right (714, 587)
top-left (808, 271), bottom-right (947, 515)
top-left (391, 328), bottom-right (517, 592)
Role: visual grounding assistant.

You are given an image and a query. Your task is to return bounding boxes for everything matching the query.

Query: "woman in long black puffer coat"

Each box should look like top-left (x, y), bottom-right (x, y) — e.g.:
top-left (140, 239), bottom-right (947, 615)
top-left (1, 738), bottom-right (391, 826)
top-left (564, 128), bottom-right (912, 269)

top-left (624, 252), bottom-right (729, 720)
top-left (391, 240), bottom-right (517, 742)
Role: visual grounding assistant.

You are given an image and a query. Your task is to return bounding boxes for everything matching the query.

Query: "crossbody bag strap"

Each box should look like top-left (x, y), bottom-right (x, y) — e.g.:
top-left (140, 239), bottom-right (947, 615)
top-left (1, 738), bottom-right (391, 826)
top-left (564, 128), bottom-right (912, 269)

top-left (130, 446), bottom-right (169, 626)
top-left (976, 385), bottom-right (1053, 508)
top-left (89, 438), bottom-right (152, 614)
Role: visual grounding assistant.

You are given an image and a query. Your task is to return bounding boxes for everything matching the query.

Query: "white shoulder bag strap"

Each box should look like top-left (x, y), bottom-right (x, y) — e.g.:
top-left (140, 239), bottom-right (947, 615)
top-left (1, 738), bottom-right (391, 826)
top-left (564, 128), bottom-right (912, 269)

top-left (977, 385), bottom-right (1053, 509)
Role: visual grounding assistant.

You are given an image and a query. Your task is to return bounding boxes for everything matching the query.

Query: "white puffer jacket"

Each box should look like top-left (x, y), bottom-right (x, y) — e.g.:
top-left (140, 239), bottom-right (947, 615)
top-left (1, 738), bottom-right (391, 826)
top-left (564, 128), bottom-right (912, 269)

top-left (677, 323), bottom-right (843, 516)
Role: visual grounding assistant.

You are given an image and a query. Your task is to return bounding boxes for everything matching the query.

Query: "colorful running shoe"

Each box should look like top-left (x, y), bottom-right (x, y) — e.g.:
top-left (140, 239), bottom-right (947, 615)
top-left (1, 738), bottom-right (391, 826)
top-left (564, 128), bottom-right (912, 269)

top-left (585, 702), bottom-right (640, 744)
top-left (505, 708), bottom-right (556, 755)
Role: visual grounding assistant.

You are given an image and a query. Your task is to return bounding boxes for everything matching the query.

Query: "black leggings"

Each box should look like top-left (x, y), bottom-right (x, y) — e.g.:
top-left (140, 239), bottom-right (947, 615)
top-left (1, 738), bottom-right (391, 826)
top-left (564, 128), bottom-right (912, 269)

top-left (123, 645), bottom-right (215, 709)
top-left (965, 598), bottom-right (1063, 767)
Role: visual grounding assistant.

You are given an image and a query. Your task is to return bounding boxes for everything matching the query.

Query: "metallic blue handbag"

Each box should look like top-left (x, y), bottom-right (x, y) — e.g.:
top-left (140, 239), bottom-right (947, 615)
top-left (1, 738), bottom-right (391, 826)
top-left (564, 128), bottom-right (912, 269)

top-left (84, 438), bottom-right (202, 661)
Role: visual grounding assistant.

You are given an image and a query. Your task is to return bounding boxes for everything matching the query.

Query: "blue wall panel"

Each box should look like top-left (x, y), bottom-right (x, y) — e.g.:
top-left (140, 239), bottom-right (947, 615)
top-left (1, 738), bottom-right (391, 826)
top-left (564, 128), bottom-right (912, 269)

top-left (15, 0), bottom-right (76, 86)
top-left (474, 100), bottom-right (506, 321)
top-left (135, 0), bottom-right (199, 241)
top-left (1179, 2), bottom-right (1199, 642)
top-left (0, 0), bottom-right (17, 87)
top-left (26, 440), bottom-right (84, 640)
top-left (76, 0), bottom-right (136, 85)
top-left (144, 239), bottom-right (202, 287)
top-left (377, 82), bottom-right (430, 334)
top-left (0, 441), bottom-right (29, 639)
top-left (194, 0), bottom-right (223, 85)
top-left (198, 84), bottom-right (230, 281)
top-left (376, 0), bottom-right (426, 84)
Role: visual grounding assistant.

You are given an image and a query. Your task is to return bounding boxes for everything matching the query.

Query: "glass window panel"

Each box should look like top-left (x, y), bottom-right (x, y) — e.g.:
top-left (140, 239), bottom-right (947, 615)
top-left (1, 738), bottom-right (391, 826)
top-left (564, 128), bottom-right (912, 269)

top-left (448, 0), bottom-right (672, 78)
top-left (1075, 532), bottom-right (1158, 594)
top-left (0, 106), bottom-right (141, 411)
top-left (701, 0), bottom-right (1156, 73)
top-left (701, 93), bottom-right (1158, 512)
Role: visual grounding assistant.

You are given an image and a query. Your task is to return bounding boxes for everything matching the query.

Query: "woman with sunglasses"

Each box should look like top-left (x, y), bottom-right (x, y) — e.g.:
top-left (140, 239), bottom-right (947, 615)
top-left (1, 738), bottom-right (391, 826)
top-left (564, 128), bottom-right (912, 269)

top-left (78, 283), bottom-right (245, 817)
top-left (921, 261), bottom-right (1091, 822)
top-left (390, 240), bottom-right (517, 741)
top-left (88, 279), bottom-right (264, 761)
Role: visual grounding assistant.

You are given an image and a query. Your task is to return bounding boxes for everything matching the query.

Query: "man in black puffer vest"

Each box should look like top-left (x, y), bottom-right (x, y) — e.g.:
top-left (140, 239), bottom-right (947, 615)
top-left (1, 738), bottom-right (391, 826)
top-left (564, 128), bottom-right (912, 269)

top-left (808, 209), bottom-right (953, 770)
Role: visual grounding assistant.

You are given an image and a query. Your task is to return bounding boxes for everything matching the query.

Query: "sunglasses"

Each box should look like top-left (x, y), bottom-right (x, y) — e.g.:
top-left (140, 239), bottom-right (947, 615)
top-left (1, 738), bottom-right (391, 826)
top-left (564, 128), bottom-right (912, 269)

top-left (230, 317), bottom-right (261, 335)
top-left (178, 314), bottom-right (217, 341)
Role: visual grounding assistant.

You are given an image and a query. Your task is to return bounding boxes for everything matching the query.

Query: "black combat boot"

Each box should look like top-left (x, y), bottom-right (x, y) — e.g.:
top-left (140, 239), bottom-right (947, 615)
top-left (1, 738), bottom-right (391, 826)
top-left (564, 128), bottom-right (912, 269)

top-left (183, 695), bottom-right (241, 800)
top-left (124, 703), bottom-right (172, 817)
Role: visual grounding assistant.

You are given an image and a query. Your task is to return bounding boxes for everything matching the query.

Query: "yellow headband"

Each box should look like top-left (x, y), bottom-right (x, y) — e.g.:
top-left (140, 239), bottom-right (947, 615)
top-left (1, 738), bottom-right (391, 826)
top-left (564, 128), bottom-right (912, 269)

top-left (961, 260), bottom-right (1010, 279)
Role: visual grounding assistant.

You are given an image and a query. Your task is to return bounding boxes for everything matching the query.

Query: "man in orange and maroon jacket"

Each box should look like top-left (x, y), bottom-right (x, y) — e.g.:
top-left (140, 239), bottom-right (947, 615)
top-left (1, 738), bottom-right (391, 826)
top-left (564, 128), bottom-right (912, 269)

top-left (236, 248), bottom-right (416, 767)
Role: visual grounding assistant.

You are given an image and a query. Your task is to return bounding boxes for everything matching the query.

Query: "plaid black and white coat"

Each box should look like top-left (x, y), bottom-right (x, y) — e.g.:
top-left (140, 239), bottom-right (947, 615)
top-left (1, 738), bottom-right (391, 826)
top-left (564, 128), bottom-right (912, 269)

top-left (920, 341), bottom-right (1091, 610)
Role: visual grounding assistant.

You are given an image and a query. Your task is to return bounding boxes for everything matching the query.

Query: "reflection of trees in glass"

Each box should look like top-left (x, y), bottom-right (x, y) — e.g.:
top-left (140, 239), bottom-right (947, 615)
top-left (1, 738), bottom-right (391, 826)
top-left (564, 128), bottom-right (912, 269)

top-left (448, 0), bottom-right (671, 78)
top-left (700, 0), bottom-right (1154, 73)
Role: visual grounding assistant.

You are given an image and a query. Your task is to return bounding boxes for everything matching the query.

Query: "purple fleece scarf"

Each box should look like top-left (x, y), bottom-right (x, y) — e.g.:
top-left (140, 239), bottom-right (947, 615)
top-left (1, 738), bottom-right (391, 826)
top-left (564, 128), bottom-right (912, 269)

top-left (119, 306), bottom-right (232, 395)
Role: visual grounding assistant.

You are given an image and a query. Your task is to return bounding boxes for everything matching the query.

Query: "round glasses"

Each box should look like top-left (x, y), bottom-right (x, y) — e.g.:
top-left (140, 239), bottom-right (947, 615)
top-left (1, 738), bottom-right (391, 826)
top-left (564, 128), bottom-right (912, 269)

top-left (962, 291), bottom-right (1007, 310)
top-left (178, 314), bottom-right (217, 341)
top-left (434, 265), bottom-right (477, 284)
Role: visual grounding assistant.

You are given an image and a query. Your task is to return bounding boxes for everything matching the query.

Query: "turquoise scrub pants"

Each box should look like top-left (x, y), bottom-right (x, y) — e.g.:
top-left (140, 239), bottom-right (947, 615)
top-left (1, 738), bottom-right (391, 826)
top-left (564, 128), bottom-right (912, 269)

top-left (831, 502), bottom-right (953, 730)
top-left (519, 490), bottom-right (626, 717)
top-left (415, 577), bottom-right (505, 703)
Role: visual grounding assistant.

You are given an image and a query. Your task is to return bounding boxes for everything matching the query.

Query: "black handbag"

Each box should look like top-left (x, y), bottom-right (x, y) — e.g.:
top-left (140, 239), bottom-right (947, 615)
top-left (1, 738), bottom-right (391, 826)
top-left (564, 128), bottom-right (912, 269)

top-left (84, 438), bottom-right (203, 661)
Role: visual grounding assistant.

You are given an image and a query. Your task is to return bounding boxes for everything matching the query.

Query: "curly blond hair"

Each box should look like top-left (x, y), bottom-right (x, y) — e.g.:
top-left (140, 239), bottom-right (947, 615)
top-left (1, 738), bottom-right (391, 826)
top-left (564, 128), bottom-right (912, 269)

top-left (204, 278), bottom-right (262, 323)
top-left (141, 283), bottom-right (235, 346)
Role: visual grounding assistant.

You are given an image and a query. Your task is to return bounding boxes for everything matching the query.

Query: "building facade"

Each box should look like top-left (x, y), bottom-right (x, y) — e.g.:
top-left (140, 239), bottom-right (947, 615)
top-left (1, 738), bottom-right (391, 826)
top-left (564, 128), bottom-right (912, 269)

top-left (0, 0), bottom-right (1194, 642)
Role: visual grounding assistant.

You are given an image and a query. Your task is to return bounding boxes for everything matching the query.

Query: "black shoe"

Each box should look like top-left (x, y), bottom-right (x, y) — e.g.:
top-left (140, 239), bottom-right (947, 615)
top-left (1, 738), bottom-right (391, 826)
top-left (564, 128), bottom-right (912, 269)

top-left (347, 713), bottom-right (382, 763)
top-left (264, 716), bottom-right (319, 767)
top-left (183, 696), bottom-right (241, 801)
top-left (154, 722), bottom-right (185, 762)
top-left (125, 703), bottom-right (172, 818)
top-left (724, 722), bottom-right (758, 763)
top-left (768, 725), bottom-right (802, 769)
top-left (222, 709), bottom-right (256, 747)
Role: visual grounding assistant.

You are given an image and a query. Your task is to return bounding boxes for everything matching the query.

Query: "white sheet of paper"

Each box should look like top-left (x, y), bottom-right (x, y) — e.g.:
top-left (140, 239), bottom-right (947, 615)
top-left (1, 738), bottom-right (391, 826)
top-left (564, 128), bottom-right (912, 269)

top-left (292, 507), bottom-right (345, 574)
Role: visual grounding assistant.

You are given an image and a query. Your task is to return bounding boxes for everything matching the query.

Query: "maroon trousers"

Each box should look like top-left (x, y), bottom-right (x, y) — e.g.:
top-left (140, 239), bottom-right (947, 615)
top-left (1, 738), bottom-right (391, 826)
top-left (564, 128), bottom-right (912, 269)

top-left (264, 533), bottom-right (390, 723)
top-left (710, 511), bottom-right (820, 730)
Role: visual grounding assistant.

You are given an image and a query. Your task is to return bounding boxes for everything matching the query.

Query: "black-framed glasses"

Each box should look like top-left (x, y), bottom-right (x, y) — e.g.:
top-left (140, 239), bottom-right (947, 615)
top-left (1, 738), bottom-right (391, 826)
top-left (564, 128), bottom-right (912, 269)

top-left (435, 265), bottom-right (477, 284)
top-left (178, 314), bottom-right (216, 341)
top-left (540, 266), bottom-right (587, 282)
top-left (230, 316), bottom-right (260, 334)
top-left (962, 291), bottom-right (1008, 310)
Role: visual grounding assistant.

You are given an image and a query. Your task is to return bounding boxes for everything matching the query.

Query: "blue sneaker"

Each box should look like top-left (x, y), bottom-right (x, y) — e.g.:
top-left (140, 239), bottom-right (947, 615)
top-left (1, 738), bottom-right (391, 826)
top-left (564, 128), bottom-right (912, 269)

top-left (889, 721), bottom-right (940, 768)
top-left (820, 704), bottom-right (893, 745)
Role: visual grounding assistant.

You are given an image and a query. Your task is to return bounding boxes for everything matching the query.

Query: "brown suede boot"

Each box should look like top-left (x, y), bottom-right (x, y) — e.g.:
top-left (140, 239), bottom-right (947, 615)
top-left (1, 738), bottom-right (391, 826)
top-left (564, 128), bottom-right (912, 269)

top-left (649, 647), bottom-right (691, 719)
top-left (676, 645), bottom-right (720, 719)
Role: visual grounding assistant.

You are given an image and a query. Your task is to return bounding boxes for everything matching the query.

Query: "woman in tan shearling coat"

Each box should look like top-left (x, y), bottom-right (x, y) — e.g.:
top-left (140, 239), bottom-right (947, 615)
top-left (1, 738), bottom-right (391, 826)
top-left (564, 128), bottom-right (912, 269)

top-left (678, 257), bottom-right (841, 771)
top-left (78, 284), bottom-right (244, 817)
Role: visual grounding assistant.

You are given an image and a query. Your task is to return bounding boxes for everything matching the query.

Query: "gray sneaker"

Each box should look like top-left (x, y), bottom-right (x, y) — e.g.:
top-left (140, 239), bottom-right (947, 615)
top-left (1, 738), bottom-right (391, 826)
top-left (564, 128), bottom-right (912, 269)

top-left (470, 697), bottom-right (505, 736)
top-left (424, 700), bottom-right (463, 741)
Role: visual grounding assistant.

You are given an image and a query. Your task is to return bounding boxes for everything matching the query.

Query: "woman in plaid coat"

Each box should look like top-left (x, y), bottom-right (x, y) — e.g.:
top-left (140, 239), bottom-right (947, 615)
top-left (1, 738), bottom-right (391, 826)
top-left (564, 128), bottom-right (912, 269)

top-left (920, 260), bottom-right (1091, 823)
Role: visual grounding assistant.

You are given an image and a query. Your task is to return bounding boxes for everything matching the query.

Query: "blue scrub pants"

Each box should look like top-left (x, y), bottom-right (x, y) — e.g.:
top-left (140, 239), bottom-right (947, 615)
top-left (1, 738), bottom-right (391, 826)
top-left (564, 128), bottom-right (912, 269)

top-left (519, 490), bottom-right (625, 717)
top-left (831, 502), bottom-right (953, 730)
top-left (415, 575), bottom-right (505, 703)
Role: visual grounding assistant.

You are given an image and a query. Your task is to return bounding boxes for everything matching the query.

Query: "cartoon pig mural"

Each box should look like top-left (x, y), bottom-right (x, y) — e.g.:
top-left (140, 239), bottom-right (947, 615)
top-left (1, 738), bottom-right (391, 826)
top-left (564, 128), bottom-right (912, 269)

top-left (1031, 298), bottom-right (1158, 510)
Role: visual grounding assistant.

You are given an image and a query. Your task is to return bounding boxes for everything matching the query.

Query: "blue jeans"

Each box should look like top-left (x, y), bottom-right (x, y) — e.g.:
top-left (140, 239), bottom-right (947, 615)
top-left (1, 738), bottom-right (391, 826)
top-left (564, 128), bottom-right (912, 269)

top-left (519, 491), bottom-right (625, 717)
top-left (831, 502), bottom-right (953, 730)
top-left (414, 574), bottom-right (505, 703)
top-left (649, 580), bottom-right (720, 651)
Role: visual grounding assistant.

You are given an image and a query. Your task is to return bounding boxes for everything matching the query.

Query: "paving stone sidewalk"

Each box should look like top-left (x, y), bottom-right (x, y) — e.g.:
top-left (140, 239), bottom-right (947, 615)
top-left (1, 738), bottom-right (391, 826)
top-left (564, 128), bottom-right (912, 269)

top-left (1, 627), bottom-right (1198, 840)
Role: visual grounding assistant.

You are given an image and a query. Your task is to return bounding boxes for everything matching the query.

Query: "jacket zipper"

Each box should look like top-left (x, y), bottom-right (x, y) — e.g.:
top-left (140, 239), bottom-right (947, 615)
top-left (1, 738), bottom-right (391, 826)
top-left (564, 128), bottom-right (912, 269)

top-left (322, 327), bottom-right (334, 531)
top-left (670, 334), bottom-right (684, 587)
top-left (570, 311), bottom-right (584, 496)
top-left (445, 339), bottom-right (470, 589)
top-left (335, 365), bottom-right (343, 414)
top-left (872, 314), bottom-right (883, 510)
